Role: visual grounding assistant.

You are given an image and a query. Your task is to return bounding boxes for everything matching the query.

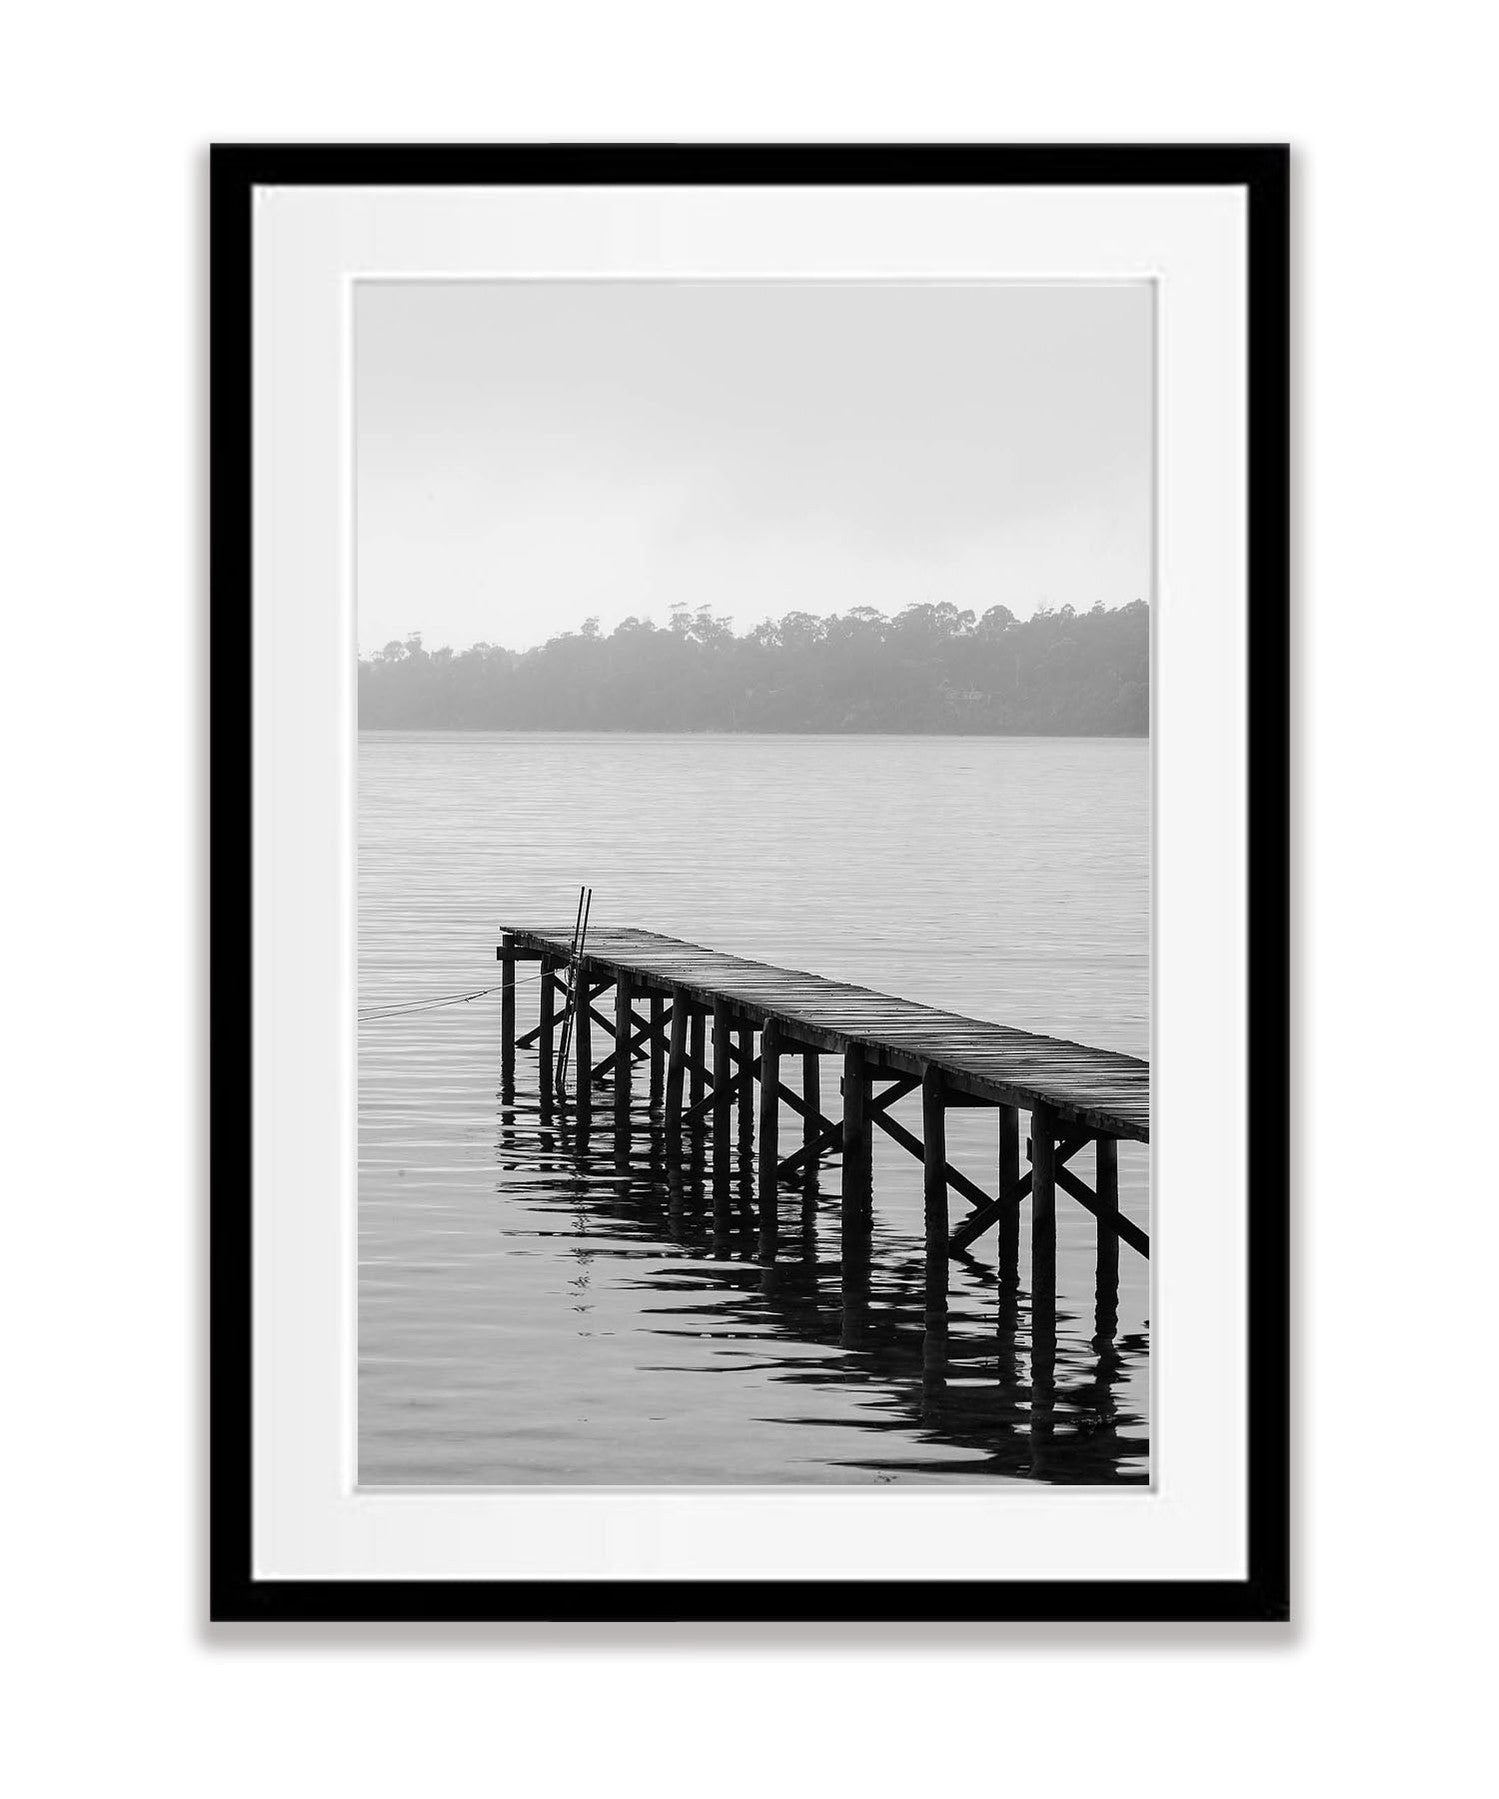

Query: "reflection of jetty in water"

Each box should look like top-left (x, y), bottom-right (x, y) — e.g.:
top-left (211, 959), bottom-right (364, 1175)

top-left (499, 1056), bottom-right (1148, 1485)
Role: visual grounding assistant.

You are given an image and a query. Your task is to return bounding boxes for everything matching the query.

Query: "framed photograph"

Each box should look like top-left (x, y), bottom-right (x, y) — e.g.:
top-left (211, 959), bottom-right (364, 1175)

top-left (211, 144), bottom-right (1288, 1622)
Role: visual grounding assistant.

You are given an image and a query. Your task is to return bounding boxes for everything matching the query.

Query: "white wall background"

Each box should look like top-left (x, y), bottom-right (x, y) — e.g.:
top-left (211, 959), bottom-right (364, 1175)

top-left (2, 4), bottom-right (1495, 1794)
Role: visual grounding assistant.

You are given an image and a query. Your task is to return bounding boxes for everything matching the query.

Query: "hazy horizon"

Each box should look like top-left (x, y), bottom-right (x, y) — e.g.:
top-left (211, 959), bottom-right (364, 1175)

top-left (356, 280), bottom-right (1152, 655)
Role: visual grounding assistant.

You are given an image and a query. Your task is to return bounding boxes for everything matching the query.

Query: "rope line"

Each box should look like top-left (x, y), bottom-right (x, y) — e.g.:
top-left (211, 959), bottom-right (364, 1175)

top-left (358, 966), bottom-right (549, 1022)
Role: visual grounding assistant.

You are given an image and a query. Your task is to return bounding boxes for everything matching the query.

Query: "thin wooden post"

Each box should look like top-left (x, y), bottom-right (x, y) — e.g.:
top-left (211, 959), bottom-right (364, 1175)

top-left (736, 1026), bottom-right (754, 1147)
top-left (500, 933), bottom-right (516, 1090)
top-left (1030, 1099), bottom-right (1058, 1444)
top-left (1031, 1101), bottom-right (1057, 1291)
top-left (1095, 1134), bottom-right (1120, 1339)
top-left (689, 1008), bottom-right (706, 1113)
top-left (921, 1068), bottom-right (949, 1408)
top-left (840, 1043), bottom-right (871, 1347)
top-left (538, 962), bottom-right (556, 1099)
top-left (998, 1102), bottom-right (1020, 1292)
top-left (799, 1048), bottom-right (820, 1258)
top-left (842, 1044), bottom-right (872, 1231)
top-left (801, 1051), bottom-right (820, 1186)
top-left (649, 995), bottom-right (665, 1106)
top-left (712, 1000), bottom-right (732, 1183)
top-left (574, 971), bottom-right (592, 1120)
top-left (664, 987), bottom-right (688, 1153)
top-left (758, 1018), bottom-right (781, 1268)
top-left (614, 969), bottom-right (633, 1133)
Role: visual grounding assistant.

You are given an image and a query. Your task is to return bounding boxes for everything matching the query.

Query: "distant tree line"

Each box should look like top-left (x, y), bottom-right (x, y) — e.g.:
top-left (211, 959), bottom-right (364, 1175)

top-left (358, 600), bottom-right (1149, 734)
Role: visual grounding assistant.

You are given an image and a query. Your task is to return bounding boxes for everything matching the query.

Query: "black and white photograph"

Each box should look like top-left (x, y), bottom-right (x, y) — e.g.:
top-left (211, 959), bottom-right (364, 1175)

top-left (210, 144), bottom-right (1291, 1621)
top-left (356, 277), bottom-right (1154, 1489)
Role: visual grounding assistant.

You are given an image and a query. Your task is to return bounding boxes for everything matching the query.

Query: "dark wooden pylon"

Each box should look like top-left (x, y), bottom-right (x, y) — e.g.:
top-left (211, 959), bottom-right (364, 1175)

top-left (614, 970), bottom-right (632, 1131)
top-left (1031, 1100), bottom-right (1058, 1322)
top-left (1094, 1134), bottom-right (1120, 1347)
top-left (650, 996), bottom-right (665, 1106)
top-left (1029, 1101), bottom-right (1059, 1457)
top-left (1095, 1135), bottom-right (1119, 1306)
top-left (921, 1067), bottom-right (949, 1398)
top-left (689, 1008), bottom-right (706, 1115)
top-left (712, 999), bottom-right (732, 1185)
top-left (499, 931), bottom-right (516, 1091)
top-left (538, 962), bottom-right (556, 1100)
top-left (840, 1043), bottom-right (872, 1348)
top-left (841, 1044), bottom-right (871, 1231)
top-left (997, 1102), bottom-right (1020, 1290)
top-left (736, 1026), bottom-right (753, 1147)
top-left (664, 986), bottom-right (688, 1151)
top-left (758, 1017), bottom-right (781, 1268)
top-left (801, 1051), bottom-right (820, 1188)
top-left (574, 990), bottom-right (591, 1120)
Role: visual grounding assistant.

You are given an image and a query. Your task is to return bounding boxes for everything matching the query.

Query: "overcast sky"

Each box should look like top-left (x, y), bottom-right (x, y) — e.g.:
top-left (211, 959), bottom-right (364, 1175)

top-left (356, 280), bottom-right (1152, 654)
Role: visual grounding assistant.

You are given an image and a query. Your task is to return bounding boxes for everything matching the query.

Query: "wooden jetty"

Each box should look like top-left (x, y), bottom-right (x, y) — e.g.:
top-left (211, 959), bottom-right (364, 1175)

top-left (497, 923), bottom-right (1148, 1386)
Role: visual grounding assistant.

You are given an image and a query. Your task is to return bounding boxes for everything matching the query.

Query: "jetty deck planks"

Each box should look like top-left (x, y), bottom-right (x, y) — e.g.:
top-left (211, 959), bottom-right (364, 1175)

top-left (502, 923), bottom-right (1148, 1143)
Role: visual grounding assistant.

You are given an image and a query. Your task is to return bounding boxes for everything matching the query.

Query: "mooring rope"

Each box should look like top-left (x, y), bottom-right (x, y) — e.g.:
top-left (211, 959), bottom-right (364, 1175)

top-left (358, 966), bottom-right (549, 1022)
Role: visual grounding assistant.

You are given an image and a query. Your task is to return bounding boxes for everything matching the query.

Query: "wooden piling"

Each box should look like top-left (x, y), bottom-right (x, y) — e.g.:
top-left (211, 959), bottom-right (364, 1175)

top-left (689, 1008), bottom-right (706, 1113)
top-left (712, 1000), bottom-right (732, 1178)
top-left (842, 1044), bottom-right (872, 1231)
top-left (703, 1008), bottom-right (729, 1237)
top-left (500, 932), bottom-right (516, 1090)
top-left (1090, 1140), bottom-right (1122, 1397)
top-left (1029, 1103), bottom-right (1059, 1458)
top-left (1095, 1134), bottom-right (1120, 1338)
top-left (614, 969), bottom-right (633, 1131)
top-left (998, 1102), bottom-right (1020, 1291)
top-left (649, 995), bottom-right (665, 1106)
top-left (736, 1026), bottom-right (753, 1146)
top-left (574, 971), bottom-right (591, 1119)
top-left (664, 987), bottom-right (688, 1151)
top-left (801, 1050), bottom-right (820, 1186)
top-left (758, 1018), bottom-right (781, 1268)
top-left (799, 1048), bottom-right (820, 1252)
top-left (840, 1044), bottom-right (871, 1348)
top-left (921, 1068), bottom-right (949, 1395)
top-left (1031, 1099), bottom-right (1058, 1323)
top-left (538, 962), bottom-right (556, 1099)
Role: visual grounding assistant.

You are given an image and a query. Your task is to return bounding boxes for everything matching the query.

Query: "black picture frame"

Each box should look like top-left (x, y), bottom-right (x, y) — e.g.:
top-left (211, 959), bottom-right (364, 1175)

top-left (210, 143), bottom-right (1289, 1625)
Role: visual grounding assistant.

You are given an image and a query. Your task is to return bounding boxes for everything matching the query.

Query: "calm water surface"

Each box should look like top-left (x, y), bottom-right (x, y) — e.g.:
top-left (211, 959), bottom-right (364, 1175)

top-left (359, 732), bottom-right (1150, 1485)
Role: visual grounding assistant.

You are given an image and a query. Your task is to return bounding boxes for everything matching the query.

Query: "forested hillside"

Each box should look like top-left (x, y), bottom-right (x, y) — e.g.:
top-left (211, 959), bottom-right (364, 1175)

top-left (358, 600), bottom-right (1149, 734)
